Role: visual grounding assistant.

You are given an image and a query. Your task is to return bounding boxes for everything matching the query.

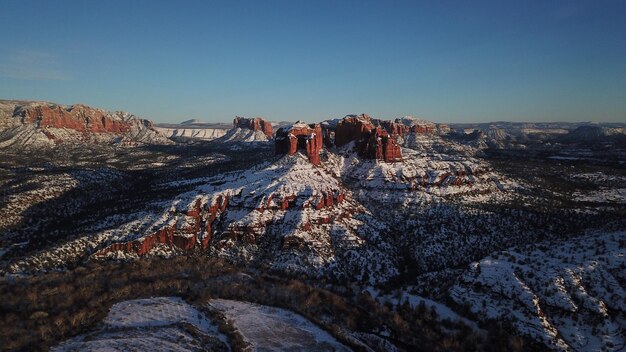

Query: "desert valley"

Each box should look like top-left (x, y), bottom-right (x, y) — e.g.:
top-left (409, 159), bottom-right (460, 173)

top-left (0, 100), bottom-right (624, 351)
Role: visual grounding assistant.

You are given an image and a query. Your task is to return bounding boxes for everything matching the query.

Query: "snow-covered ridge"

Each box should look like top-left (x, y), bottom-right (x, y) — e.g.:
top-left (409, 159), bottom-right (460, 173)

top-left (449, 231), bottom-right (626, 351)
top-left (154, 126), bottom-right (228, 140)
top-left (209, 127), bottom-right (270, 143)
top-left (6, 154), bottom-right (398, 283)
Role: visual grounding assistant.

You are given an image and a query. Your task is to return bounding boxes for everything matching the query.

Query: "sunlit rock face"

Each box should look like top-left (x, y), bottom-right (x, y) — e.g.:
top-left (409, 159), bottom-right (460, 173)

top-left (18, 104), bottom-right (136, 133)
top-left (0, 100), bottom-right (171, 147)
top-left (233, 116), bottom-right (273, 138)
top-left (274, 121), bottom-right (323, 165)
top-left (335, 114), bottom-right (402, 162)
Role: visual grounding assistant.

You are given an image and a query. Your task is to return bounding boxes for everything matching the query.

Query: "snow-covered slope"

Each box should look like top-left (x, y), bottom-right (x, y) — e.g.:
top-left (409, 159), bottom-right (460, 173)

top-left (207, 299), bottom-right (350, 351)
top-left (216, 127), bottom-right (270, 143)
top-left (154, 126), bottom-right (228, 140)
top-left (52, 297), bottom-right (229, 351)
top-left (449, 231), bottom-right (626, 351)
top-left (324, 143), bottom-right (520, 271)
top-left (6, 154), bottom-right (398, 284)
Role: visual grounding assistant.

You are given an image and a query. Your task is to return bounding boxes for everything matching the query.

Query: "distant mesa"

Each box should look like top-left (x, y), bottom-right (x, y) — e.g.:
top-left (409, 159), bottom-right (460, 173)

top-left (0, 100), bottom-right (170, 147)
top-left (180, 118), bottom-right (207, 125)
top-left (233, 116), bottom-right (273, 138)
top-left (18, 103), bottom-right (137, 134)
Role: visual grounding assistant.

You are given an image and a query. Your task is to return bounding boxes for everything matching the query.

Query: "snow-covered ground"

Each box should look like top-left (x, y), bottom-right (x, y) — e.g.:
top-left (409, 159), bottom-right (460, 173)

top-left (53, 297), bottom-right (229, 351)
top-left (154, 126), bottom-right (228, 140)
top-left (574, 188), bottom-right (626, 203)
top-left (217, 127), bottom-right (270, 143)
top-left (207, 299), bottom-right (350, 351)
top-left (449, 231), bottom-right (626, 351)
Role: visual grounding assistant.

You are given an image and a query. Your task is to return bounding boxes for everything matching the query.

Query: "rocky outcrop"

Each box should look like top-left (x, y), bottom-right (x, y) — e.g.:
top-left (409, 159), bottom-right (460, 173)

top-left (275, 121), bottom-right (323, 165)
top-left (233, 116), bottom-right (273, 138)
top-left (373, 120), bottom-right (410, 136)
top-left (334, 114), bottom-right (375, 147)
top-left (335, 114), bottom-right (402, 162)
top-left (359, 126), bottom-right (402, 162)
top-left (95, 195), bottom-right (229, 257)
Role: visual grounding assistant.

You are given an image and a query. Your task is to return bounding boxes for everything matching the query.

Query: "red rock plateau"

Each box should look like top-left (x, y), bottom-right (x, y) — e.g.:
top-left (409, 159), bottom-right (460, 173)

top-left (233, 116), bottom-right (273, 138)
top-left (275, 122), bottom-right (324, 165)
top-left (17, 104), bottom-right (141, 133)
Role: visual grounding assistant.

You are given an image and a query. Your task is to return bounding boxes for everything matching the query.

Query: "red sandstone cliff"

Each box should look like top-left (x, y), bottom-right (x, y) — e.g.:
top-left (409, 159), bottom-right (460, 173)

top-left (274, 115), bottom-right (403, 164)
top-left (275, 121), bottom-right (323, 165)
top-left (95, 195), bottom-right (230, 257)
top-left (233, 116), bottom-right (273, 138)
top-left (1, 101), bottom-right (169, 147)
top-left (19, 104), bottom-right (136, 133)
top-left (335, 115), bottom-right (402, 162)
top-left (334, 114), bottom-right (375, 147)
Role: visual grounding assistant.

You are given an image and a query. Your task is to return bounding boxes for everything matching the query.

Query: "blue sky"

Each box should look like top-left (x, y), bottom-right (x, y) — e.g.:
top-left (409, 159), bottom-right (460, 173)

top-left (1, 1), bottom-right (625, 123)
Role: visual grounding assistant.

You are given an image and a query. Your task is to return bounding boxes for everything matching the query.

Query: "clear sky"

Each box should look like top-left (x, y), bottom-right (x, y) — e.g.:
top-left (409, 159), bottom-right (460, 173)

top-left (1, 0), bottom-right (625, 123)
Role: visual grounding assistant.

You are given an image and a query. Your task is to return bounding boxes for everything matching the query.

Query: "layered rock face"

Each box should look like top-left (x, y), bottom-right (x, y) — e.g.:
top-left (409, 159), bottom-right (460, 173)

top-left (233, 116), bottom-right (273, 138)
top-left (275, 121), bottom-right (323, 165)
top-left (359, 126), bottom-right (402, 162)
top-left (76, 156), bottom-right (398, 283)
top-left (154, 127), bottom-right (228, 140)
top-left (373, 120), bottom-right (409, 136)
top-left (335, 114), bottom-right (402, 162)
top-left (373, 117), bottom-right (449, 136)
top-left (18, 104), bottom-right (136, 133)
top-left (96, 195), bottom-right (230, 257)
top-left (0, 100), bottom-right (170, 147)
top-left (334, 114), bottom-right (375, 147)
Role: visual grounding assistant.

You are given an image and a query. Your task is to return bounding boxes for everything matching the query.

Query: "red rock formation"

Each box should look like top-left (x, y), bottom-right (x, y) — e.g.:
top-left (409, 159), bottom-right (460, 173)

top-left (410, 125), bottom-right (434, 133)
top-left (275, 122), bottom-right (323, 165)
top-left (95, 194), bottom-right (230, 257)
top-left (279, 195), bottom-right (297, 210)
top-left (336, 193), bottom-right (345, 203)
top-left (19, 104), bottom-right (133, 133)
top-left (334, 114), bottom-right (374, 147)
top-left (233, 116), bottom-right (273, 138)
top-left (392, 118), bottom-right (437, 134)
top-left (314, 191), bottom-right (344, 210)
top-left (364, 127), bottom-right (402, 162)
top-left (335, 115), bottom-right (402, 162)
top-left (373, 119), bottom-right (411, 136)
top-left (372, 118), bottom-right (441, 135)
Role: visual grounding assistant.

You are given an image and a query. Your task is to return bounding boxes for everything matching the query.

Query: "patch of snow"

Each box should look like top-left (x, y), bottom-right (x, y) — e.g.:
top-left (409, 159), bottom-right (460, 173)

top-left (207, 299), bottom-right (350, 351)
